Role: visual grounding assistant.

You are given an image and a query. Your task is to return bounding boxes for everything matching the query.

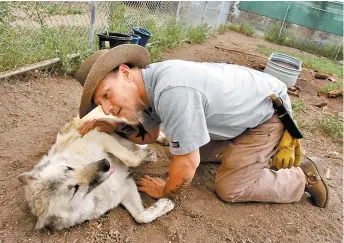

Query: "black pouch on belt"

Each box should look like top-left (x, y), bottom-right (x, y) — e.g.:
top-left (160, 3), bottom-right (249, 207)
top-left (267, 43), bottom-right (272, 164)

top-left (269, 93), bottom-right (303, 139)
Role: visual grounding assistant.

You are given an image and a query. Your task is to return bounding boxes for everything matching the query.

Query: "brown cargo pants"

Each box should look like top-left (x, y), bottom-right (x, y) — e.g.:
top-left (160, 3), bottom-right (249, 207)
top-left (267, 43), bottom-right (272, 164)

top-left (199, 114), bottom-right (306, 203)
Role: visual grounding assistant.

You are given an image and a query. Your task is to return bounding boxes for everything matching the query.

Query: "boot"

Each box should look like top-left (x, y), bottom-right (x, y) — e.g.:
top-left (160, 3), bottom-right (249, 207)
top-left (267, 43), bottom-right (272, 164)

top-left (300, 157), bottom-right (329, 208)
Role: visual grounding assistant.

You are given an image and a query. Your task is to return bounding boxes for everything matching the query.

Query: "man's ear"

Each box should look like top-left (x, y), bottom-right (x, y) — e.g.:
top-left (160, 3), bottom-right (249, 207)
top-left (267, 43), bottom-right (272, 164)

top-left (118, 64), bottom-right (132, 81)
top-left (18, 172), bottom-right (35, 185)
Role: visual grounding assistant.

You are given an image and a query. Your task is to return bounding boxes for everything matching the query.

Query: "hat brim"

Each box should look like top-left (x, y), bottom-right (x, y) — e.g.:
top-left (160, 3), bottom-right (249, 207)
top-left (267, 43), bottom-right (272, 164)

top-left (79, 44), bottom-right (150, 118)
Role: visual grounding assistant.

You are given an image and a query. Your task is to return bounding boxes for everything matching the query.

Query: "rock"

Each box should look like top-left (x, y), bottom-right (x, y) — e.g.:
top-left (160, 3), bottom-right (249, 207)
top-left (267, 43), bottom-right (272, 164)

top-left (315, 102), bottom-right (327, 108)
top-left (315, 72), bottom-right (328, 79)
top-left (287, 90), bottom-right (299, 97)
top-left (295, 85), bottom-right (302, 91)
top-left (288, 86), bottom-right (297, 92)
top-left (325, 168), bottom-right (331, 180)
top-left (327, 89), bottom-right (343, 98)
top-left (327, 76), bottom-right (338, 82)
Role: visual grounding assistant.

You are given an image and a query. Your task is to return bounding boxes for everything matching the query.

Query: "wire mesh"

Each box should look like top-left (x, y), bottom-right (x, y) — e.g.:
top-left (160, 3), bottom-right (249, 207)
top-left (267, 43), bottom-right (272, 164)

top-left (230, 1), bottom-right (343, 63)
top-left (0, 1), bottom-right (231, 82)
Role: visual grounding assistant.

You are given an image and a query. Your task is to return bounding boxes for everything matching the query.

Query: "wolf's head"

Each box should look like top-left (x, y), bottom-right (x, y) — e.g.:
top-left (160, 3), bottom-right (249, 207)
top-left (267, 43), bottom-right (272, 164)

top-left (18, 154), bottom-right (114, 230)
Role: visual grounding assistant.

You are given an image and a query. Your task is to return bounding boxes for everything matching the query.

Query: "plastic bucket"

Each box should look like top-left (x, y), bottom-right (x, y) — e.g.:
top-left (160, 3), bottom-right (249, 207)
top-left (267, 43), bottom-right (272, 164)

top-left (97, 32), bottom-right (132, 49)
top-left (130, 34), bottom-right (141, 45)
top-left (132, 27), bottom-right (152, 47)
top-left (264, 53), bottom-right (302, 87)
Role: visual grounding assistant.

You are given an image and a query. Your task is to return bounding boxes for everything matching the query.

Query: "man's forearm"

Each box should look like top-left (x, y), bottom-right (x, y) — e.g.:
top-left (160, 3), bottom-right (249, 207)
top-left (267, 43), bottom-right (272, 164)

top-left (116, 123), bottom-right (160, 144)
top-left (163, 151), bottom-right (200, 199)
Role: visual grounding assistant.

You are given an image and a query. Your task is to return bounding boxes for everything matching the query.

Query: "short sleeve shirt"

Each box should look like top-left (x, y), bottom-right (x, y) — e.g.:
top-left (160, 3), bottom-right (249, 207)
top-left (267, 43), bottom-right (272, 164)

top-left (141, 60), bottom-right (290, 155)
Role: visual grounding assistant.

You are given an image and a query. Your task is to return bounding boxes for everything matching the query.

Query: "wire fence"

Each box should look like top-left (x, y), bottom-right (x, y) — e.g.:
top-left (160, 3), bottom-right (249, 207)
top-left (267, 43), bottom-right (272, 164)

top-left (0, 1), bottom-right (231, 82)
top-left (229, 1), bottom-right (343, 63)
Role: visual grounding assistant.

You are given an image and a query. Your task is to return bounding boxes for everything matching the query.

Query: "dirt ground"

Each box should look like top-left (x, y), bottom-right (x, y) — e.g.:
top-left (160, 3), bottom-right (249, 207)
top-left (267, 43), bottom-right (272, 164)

top-left (0, 31), bottom-right (342, 243)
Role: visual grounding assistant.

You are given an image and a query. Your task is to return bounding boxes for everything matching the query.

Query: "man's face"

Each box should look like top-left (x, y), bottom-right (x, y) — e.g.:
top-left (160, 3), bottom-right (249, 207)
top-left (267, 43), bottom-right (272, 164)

top-left (93, 65), bottom-right (144, 124)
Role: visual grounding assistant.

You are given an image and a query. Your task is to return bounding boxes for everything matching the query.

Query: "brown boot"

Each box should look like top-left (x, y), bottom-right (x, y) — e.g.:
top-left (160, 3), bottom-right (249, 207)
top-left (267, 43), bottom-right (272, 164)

top-left (300, 157), bottom-right (329, 208)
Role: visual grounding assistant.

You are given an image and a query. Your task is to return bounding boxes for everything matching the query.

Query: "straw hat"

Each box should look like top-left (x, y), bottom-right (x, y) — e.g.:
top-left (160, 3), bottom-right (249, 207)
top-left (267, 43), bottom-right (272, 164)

top-left (75, 44), bottom-right (150, 118)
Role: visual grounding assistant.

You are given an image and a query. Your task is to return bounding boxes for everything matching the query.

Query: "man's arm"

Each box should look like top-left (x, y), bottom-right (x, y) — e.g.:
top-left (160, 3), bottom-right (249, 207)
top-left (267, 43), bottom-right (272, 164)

top-left (115, 122), bottom-right (161, 144)
top-left (79, 119), bottom-right (160, 145)
top-left (136, 149), bottom-right (200, 199)
top-left (164, 149), bottom-right (200, 198)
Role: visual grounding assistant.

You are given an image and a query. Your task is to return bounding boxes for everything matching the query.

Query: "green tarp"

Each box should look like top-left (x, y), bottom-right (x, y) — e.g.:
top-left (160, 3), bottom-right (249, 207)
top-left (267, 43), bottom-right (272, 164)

top-left (239, 1), bottom-right (343, 36)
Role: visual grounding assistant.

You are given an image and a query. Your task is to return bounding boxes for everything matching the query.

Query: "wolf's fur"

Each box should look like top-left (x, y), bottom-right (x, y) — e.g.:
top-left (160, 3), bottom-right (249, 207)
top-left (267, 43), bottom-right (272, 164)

top-left (18, 106), bottom-right (174, 230)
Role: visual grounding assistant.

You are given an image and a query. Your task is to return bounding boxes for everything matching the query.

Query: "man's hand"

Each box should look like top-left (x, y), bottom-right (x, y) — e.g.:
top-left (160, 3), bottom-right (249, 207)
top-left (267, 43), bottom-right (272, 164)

top-left (136, 175), bottom-right (166, 199)
top-left (137, 149), bottom-right (200, 199)
top-left (78, 118), bottom-right (118, 135)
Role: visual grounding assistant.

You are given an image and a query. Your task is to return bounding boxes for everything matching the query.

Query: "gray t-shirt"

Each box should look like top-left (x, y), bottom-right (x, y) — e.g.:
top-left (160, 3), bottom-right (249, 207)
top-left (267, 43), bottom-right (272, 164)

top-left (140, 60), bottom-right (290, 155)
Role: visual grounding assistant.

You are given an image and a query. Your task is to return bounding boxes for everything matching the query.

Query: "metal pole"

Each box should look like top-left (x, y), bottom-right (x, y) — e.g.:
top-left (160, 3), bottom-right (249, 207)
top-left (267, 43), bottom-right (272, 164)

top-left (214, 2), bottom-right (223, 31)
top-left (176, 1), bottom-right (182, 21)
top-left (278, 1), bottom-right (291, 40)
top-left (88, 1), bottom-right (97, 49)
top-left (334, 42), bottom-right (343, 62)
top-left (201, 1), bottom-right (208, 25)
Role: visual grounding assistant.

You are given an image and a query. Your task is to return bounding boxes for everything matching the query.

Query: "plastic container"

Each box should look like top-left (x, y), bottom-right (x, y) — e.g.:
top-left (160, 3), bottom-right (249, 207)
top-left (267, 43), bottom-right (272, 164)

top-left (264, 53), bottom-right (302, 87)
top-left (97, 32), bottom-right (132, 49)
top-left (132, 27), bottom-right (152, 47)
top-left (130, 34), bottom-right (141, 45)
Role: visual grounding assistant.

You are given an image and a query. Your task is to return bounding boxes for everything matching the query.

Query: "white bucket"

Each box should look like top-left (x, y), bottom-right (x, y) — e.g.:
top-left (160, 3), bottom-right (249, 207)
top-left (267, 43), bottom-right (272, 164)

top-left (264, 53), bottom-right (302, 87)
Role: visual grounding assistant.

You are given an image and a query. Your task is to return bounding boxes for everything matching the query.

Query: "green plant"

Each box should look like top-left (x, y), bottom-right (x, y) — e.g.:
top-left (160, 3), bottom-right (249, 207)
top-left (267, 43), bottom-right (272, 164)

top-left (256, 44), bottom-right (343, 78)
top-left (318, 113), bottom-right (343, 141)
top-left (319, 82), bottom-right (343, 93)
top-left (108, 2), bottom-right (127, 33)
top-left (187, 24), bottom-right (209, 44)
top-left (263, 20), bottom-right (343, 61)
top-left (264, 22), bottom-right (286, 44)
top-left (291, 99), bottom-right (305, 112)
top-left (228, 23), bottom-right (255, 37)
top-left (0, 26), bottom-right (92, 73)
top-left (218, 24), bottom-right (228, 34)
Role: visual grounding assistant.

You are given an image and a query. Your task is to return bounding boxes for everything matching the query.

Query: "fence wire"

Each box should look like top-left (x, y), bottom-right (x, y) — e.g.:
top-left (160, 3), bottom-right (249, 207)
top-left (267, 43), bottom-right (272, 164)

top-left (230, 1), bottom-right (343, 63)
top-left (0, 1), bottom-right (231, 82)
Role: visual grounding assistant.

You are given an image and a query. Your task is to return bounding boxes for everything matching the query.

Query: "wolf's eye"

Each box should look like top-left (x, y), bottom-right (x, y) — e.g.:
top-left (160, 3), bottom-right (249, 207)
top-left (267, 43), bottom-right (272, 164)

top-left (69, 184), bottom-right (79, 197)
top-left (74, 184), bottom-right (79, 192)
top-left (66, 166), bottom-right (74, 171)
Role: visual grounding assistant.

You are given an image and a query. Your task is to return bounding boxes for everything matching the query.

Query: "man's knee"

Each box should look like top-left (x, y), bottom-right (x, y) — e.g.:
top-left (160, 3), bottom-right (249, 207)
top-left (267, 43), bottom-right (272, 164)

top-left (215, 181), bottom-right (245, 203)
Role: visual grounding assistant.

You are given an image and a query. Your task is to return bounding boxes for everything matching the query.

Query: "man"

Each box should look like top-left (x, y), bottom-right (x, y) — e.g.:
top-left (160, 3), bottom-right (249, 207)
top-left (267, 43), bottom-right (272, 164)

top-left (77, 44), bottom-right (328, 208)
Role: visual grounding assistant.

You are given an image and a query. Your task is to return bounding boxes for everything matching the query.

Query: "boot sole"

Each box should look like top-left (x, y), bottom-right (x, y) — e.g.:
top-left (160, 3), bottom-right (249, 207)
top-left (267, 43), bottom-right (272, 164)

top-left (308, 157), bottom-right (329, 208)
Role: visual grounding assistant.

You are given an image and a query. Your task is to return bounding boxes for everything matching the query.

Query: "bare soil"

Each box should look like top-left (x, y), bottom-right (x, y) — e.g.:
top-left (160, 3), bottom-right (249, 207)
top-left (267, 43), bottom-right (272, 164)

top-left (0, 31), bottom-right (342, 243)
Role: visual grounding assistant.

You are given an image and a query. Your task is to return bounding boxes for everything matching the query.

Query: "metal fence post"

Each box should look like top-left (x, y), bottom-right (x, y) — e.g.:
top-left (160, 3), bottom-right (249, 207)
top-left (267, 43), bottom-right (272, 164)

top-left (201, 1), bottom-right (208, 25)
top-left (278, 1), bottom-right (291, 40)
top-left (334, 42), bottom-right (343, 62)
top-left (176, 1), bottom-right (182, 21)
top-left (88, 1), bottom-right (97, 49)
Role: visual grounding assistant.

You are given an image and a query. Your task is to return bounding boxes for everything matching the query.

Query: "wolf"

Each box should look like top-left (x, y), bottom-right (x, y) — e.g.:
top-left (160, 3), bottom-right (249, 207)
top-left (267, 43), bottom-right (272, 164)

top-left (18, 106), bottom-right (174, 230)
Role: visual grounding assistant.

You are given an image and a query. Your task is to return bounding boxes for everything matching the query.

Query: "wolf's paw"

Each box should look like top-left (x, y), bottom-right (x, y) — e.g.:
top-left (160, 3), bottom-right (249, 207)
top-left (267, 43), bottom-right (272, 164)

top-left (135, 198), bottom-right (174, 224)
top-left (156, 132), bottom-right (169, 146)
top-left (156, 198), bottom-right (174, 214)
top-left (144, 149), bottom-right (157, 163)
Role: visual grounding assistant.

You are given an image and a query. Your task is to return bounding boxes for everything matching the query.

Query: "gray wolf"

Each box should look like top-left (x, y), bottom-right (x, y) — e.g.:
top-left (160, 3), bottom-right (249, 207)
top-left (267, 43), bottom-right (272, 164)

top-left (18, 106), bottom-right (174, 230)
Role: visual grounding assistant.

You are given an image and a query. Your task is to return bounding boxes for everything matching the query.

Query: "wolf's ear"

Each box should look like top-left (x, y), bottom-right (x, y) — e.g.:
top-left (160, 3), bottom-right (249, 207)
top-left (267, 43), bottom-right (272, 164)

top-left (18, 172), bottom-right (35, 185)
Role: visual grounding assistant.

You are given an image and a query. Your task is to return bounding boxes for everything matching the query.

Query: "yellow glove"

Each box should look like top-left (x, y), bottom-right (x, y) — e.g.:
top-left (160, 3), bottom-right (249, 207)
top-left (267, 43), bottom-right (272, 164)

top-left (272, 130), bottom-right (302, 169)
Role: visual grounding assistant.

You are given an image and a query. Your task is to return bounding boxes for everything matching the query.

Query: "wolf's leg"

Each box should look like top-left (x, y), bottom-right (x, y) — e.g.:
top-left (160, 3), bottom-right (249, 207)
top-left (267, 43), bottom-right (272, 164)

top-left (120, 178), bottom-right (174, 224)
top-left (89, 131), bottom-right (150, 167)
top-left (120, 178), bottom-right (145, 217)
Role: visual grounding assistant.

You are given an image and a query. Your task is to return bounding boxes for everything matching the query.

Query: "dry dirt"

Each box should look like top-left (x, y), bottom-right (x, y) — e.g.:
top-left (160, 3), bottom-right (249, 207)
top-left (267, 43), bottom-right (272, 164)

top-left (0, 31), bottom-right (342, 243)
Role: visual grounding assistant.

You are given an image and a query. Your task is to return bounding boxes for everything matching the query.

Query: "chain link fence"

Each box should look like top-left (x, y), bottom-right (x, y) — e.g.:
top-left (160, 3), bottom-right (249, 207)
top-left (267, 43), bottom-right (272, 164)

top-left (229, 1), bottom-right (343, 63)
top-left (0, 1), bottom-right (231, 82)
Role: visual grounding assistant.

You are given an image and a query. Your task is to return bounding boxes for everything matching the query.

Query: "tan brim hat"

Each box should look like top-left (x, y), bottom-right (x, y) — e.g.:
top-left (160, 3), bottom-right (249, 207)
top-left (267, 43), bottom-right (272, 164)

top-left (75, 44), bottom-right (150, 118)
